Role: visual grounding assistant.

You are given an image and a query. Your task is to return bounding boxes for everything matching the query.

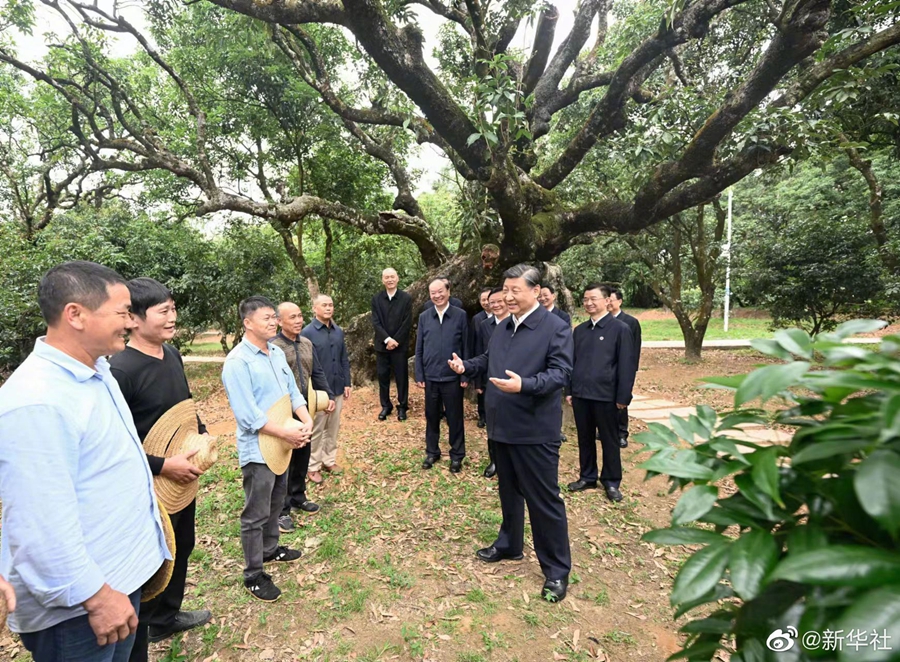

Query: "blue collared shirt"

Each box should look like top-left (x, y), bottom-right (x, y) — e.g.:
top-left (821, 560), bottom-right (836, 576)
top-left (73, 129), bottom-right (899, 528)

top-left (0, 339), bottom-right (170, 634)
top-left (221, 337), bottom-right (306, 467)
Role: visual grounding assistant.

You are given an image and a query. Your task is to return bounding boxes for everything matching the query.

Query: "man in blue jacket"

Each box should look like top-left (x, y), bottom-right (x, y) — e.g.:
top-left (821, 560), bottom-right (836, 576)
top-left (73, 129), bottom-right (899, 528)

top-left (415, 278), bottom-right (469, 472)
top-left (474, 287), bottom-right (509, 478)
top-left (566, 283), bottom-right (636, 502)
top-left (449, 264), bottom-right (573, 602)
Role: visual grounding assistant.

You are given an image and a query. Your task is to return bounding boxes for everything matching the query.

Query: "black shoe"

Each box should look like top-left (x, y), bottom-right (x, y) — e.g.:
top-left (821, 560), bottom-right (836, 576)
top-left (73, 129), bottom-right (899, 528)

top-left (263, 545), bottom-right (302, 564)
top-left (605, 486), bottom-right (624, 502)
top-left (397, 408), bottom-right (408, 421)
top-left (476, 546), bottom-right (524, 563)
top-left (483, 462), bottom-right (496, 478)
top-left (450, 460), bottom-right (462, 473)
top-left (378, 406), bottom-right (392, 421)
top-left (567, 479), bottom-right (598, 492)
top-left (619, 437), bottom-right (628, 448)
top-left (245, 572), bottom-right (281, 602)
top-left (277, 515), bottom-right (295, 533)
top-left (542, 578), bottom-right (568, 603)
top-left (148, 609), bottom-right (212, 643)
top-left (422, 456), bottom-right (439, 470)
top-left (477, 417), bottom-right (486, 429)
top-left (295, 500), bottom-right (320, 514)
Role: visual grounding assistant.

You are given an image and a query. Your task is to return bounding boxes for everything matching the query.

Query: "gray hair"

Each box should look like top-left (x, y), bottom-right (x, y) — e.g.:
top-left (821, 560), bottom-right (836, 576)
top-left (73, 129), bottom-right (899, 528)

top-left (502, 264), bottom-right (542, 288)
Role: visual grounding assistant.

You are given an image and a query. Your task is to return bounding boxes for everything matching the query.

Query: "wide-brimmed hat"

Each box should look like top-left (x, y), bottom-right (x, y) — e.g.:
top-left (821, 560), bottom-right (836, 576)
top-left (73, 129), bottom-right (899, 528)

top-left (143, 399), bottom-right (218, 513)
top-left (306, 378), bottom-right (331, 414)
top-left (258, 394), bottom-right (303, 475)
top-left (142, 499), bottom-right (176, 602)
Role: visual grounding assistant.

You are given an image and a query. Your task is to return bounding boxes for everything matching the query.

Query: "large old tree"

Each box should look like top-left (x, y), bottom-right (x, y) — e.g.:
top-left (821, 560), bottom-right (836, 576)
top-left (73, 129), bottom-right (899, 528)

top-left (1, 0), bottom-right (899, 372)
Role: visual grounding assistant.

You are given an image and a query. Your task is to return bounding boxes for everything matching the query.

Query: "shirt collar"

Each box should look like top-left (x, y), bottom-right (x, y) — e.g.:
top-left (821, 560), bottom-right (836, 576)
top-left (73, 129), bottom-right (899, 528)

top-left (385, 289), bottom-right (397, 300)
top-left (613, 311), bottom-right (621, 317)
top-left (241, 336), bottom-right (272, 354)
top-left (513, 302), bottom-right (541, 328)
top-left (32, 337), bottom-right (102, 383)
top-left (591, 312), bottom-right (610, 328)
top-left (312, 318), bottom-right (332, 330)
top-left (546, 304), bottom-right (555, 312)
top-left (433, 303), bottom-right (450, 318)
top-left (276, 331), bottom-right (300, 344)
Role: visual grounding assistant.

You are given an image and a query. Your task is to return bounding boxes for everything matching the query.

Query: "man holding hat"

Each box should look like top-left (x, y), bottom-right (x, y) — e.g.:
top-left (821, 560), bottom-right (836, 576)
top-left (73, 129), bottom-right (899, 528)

top-left (222, 296), bottom-right (313, 603)
top-left (0, 261), bottom-right (170, 661)
top-left (108, 277), bottom-right (213, 656)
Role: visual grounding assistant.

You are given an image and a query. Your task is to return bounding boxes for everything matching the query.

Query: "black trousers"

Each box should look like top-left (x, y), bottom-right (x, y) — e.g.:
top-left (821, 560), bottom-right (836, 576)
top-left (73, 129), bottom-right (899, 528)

top-left (618, 406), bottom-right (630, 440)
top-left (424, 379), bottom-right (465, 461)
top-left (492, 440), bottom-right (571, 580)
top-left (476, 390), bottom-right (486, 420)
top-left (573, 397), bottom-right (622, 488)
top-left (377, 350), bottom-right (408, 410)
top-left (282, 441), bottom-right (311, 515)
top-left (130, 499), bottom-right (196, 662)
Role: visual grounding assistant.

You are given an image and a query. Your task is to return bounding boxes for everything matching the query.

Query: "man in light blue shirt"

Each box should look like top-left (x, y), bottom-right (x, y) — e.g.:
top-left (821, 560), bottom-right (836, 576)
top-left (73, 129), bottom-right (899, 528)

top-left (0, 261), bottom-right (170, 662)
top-left (221, 296), bottom-right (313, 603)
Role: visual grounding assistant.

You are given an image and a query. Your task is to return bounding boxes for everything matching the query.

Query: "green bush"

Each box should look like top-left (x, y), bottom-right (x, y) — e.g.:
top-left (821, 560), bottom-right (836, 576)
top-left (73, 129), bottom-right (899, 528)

top-left (638, 320), bottom-right (900, 661)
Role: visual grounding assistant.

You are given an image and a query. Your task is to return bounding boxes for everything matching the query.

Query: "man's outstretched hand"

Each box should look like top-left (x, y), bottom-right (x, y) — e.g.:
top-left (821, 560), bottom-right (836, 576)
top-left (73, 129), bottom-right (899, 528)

top-left (447, 353), bottom-right (465, 375)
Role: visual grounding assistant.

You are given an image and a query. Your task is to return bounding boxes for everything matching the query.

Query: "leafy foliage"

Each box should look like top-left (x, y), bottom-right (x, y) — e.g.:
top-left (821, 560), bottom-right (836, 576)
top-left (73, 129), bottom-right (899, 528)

top-left (639, 321), bottom-right (900, 661)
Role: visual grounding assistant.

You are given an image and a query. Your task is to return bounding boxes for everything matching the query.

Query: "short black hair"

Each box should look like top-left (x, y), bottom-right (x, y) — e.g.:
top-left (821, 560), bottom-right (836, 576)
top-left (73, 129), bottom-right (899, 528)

top-left (38, 261), bottom-right (127, 325)
top-left (239, 295), bottom-right (276, 321)
top-left (540, 283), bottom-right (556, 294)
top-left (583, 282), bottom-right (612, 298)
top-left (489, 287), bottom-right (503, 297)
top-left (502, 264), bottom-right (542, 288)
top-left (128, 277), bottom-right (174, 319)
top-left (610, 287), bottom-right (624, 301)
top-left (480, 286), bottom-right (493, 295)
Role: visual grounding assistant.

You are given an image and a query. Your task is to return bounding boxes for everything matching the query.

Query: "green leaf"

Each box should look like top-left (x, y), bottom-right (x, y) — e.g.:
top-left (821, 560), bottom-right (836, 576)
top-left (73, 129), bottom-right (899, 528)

top-left (670, 414), bottom-right (697, 445)
top-left (750, 338), bottom-right (794, 361)
top-left (466, 132), bottom-right (481, 146)
top-left (672, 485), bottom-right (719, 525)
top-left (736, 362), bottom-right (810, 406)
top-left (729, 529), bottom-right (779, 600)
top-left (671, 542), bottom-right (731, 606)
top-left (707, 437), bottom-right (752, 465)
top-left (750, 447), bottom-right (783, 507)
top-left (678, 615), bottom-right (734, 634)
top-left (791, 438), bottom-right (872, 464)
top-left (855, 450), bottom-right (900, 536)
top-left (642, 527), bottom-right (727, 546)
top-left (639, 454), bottom-right (715, 481)
top-left (773, 328), bottom-right (813, 359)
top-left (702, 374), bottom-right (746, 390)
top-left (673, 583), bottom-right (734, 620)
top-left (835, 586), bottom-right (900, 662)
top-left (787, 524), bottom-right (827, 555)
top-left (881, 393), bottom-right (900, 442)
top-left (827, 319), bottom-right (887, 340)
top-left (769, 546), bottom-right (900, 587)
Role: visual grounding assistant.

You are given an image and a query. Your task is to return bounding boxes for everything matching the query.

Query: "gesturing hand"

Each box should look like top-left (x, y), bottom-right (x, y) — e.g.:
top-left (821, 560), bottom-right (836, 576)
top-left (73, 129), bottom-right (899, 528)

top-left (447, 353), bottom-right (465, 375)
top-left (489, 370), bottom-right (523, 393)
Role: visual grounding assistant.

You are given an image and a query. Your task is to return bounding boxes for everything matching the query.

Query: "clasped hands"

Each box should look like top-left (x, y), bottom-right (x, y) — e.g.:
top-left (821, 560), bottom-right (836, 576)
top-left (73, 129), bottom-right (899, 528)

top-left (281, 420), bottom-right (313, 448)
top-left (447, 353), bottom-right (521, 393)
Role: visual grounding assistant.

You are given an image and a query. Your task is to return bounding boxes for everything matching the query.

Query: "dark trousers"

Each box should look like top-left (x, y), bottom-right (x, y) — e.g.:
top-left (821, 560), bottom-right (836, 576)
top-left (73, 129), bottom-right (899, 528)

top-left (573, 397), bottom-right (622, 488)
top-left (129, 500), bottom-right (196, 661)
top-left (377, 351), bottom-right (408, 410)
top-left (424, 380), bottom-right (465, 461)
top-left (476, 391), bottom-right (486, 421)
top-left (618, 406), bottom-right (630, 441)
top-left (240, 462), bottom-right (287, 581)
top-left (492, 440), bottom-right (571, 580)
top-left (21, 590), bottom-right (141, 662)
top-left (282, 442), bottom-right (311, 516)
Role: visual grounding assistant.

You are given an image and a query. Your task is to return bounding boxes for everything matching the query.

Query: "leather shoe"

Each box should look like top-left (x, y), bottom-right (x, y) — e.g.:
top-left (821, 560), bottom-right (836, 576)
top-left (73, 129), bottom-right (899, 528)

top-left (397, 408), bottom-right (408, 421)
top-left (450, 460), bottom-right (462, 473)
top-left (422, 456), bottom-right (438, 470)
top-left (605, 486), bottom-right (624, 502)
top-left (149, 609), bottom-right (212, 643)
top-left (567, 479), bottom-right (598, 492)
top-left (483, 462), bottom-right (496, 478)
top-left (476, 546), bottom-right (524, 563)
top-left (542, 578), bottom-right (568, 603)
top-left (476, 417), bottom-right (486, 429)
top-left (378, 406), bottom-right (392, 421)
top-left (619, 437), bottom-right (628, 448)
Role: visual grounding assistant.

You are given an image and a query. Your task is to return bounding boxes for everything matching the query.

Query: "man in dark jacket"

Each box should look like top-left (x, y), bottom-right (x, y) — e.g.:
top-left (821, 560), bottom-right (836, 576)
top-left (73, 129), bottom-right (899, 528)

top-left (371, 268), bottom-right (413, 421)
top-left (567, 283), bottom-right (636, 502)
top-left (539, 283), bottom-right (571, 327)
top-left (609, 288), bottom-right (642, 448)
top-left (415, 278), bottom-right (469, 472)
top-left (473, 287), bottom-right (509, 478)
top-left (471, 286), bottom-right (493, 427)
top-left (272, 302), bottom-right (334, 533)
top-left (449, 264), bottom-right (573, 602)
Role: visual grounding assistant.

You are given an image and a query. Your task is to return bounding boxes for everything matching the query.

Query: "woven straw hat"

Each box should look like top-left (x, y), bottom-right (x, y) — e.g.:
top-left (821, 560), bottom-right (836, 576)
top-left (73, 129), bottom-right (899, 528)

top-left (258, 394), bottom-right (306, 475)
top-left (0, 588), bottom-right (7, 631)
top-left (142, 399), bottom-right (218, 513)
top-left (142, 499), bottom-right (176, 603)
top-left (306, 378), bottom-right (331, 415)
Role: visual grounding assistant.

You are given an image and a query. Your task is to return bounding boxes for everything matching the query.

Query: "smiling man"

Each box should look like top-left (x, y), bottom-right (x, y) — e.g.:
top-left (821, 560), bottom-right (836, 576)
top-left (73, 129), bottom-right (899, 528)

top-left (0, 261), bottom-right (170, 661)
top-left (108, 278), bottom-right (212, 657)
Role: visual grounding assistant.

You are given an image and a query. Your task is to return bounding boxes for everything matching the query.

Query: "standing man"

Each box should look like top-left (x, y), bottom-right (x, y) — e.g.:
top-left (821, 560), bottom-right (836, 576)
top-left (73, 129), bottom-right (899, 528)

top-left (448, 264), bottom-right (573, 602)
top-left (471, 286), bottom-right (493, 428)
top-left (0, 261), bottom-right (170, 661)
top-left (473, 287), bottom-right (509, 478)
top-left (421, 277), bottom-right (463, 311)
top-left (222, 296), bottom-right (311, 603)
top-left (371, 268), bottom-right (412, 422)
top-left (415, 278), bottom-right (469, 472)
top-left (609, 288), bottom-right (642, 448)
top-left (108, 278), bottom-right (212, 657)
top-left (302, 294), bottom-right (352, 483)
top-left (271, 302), bottom-right (335, 533)
top-left (567, 284), bottom-right (636, 503)
top-left (539, 284), bottom-right (571, 327)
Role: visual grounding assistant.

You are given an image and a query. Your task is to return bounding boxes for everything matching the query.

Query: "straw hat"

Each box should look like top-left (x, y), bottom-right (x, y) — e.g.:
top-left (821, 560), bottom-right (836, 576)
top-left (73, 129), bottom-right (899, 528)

top-left (258, 394), bottom-right (302, 475)
top-left (142, 499), bottom-right (176, 603)
top-left (0, 587), bottom-right (7, 631)
top-left (305, 378), bottom-right (331, 415)
top-left (143, 399), bottom-right (218, 513)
